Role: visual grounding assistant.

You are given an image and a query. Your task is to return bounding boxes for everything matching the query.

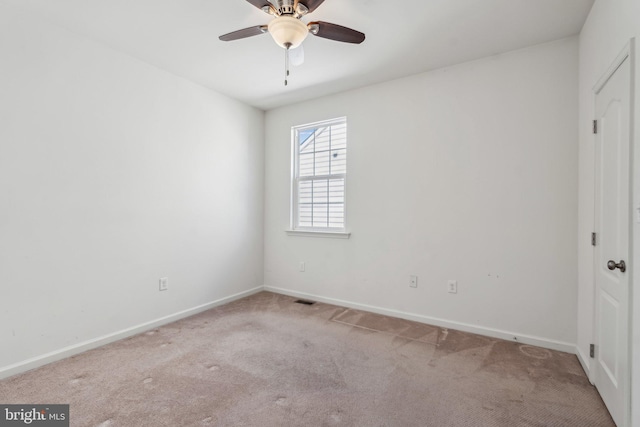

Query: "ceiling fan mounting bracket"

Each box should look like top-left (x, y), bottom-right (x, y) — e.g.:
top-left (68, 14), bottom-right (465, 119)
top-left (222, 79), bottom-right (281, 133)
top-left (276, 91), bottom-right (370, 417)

top-left (295, 4), bottom-right (309, 17)
top-left (261, 5), bottom-right (277, 15)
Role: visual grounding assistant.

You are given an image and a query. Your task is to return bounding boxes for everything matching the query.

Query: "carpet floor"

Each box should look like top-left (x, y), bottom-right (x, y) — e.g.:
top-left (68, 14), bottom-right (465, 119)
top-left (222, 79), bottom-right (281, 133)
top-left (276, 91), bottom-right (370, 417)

top-left (0, 291), bottom-right (614, 426)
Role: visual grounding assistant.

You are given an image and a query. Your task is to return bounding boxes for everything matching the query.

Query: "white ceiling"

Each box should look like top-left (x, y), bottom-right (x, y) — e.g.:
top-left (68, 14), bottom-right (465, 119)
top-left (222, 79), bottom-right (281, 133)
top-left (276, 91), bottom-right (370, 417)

top-left (4, 0), bottom-right (594, 110)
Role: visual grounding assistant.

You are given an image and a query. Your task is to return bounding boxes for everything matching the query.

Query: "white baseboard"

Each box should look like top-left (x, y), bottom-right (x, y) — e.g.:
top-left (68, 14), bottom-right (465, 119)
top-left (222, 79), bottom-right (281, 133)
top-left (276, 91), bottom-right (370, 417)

top-left (264, 286), bottom-right (576, 354)
top-left (0, 286), bottom-right (263, 380)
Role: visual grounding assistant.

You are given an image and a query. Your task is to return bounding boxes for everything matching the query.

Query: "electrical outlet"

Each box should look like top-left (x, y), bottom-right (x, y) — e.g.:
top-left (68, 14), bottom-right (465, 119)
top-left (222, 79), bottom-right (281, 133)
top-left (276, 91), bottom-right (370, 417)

top-left (448, 280), bottom-right (457, 294)
top-left (409, 275), bottom-right (418, 288)
top-left (299, 262), bottom-right (305, 272)
top-left (159, 277), bottom-right (168, 291)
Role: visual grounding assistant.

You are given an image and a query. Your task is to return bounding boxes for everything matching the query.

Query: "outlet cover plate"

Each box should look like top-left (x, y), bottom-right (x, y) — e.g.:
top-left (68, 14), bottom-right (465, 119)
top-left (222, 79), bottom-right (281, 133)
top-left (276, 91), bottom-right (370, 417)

top-left (448, 280), bottom-right (457, 294)
top-left (447, 280), bottom-right (458, 294)
top-left (159, 277), bottom-right (169, 291)
top-left (409, 275), bottom-right (418, 288)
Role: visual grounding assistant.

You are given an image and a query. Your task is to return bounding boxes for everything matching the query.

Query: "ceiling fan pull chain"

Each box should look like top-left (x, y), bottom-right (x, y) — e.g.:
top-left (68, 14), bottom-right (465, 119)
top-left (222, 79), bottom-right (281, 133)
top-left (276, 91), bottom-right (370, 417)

top-left (284, 43), bottom-right (291, 86)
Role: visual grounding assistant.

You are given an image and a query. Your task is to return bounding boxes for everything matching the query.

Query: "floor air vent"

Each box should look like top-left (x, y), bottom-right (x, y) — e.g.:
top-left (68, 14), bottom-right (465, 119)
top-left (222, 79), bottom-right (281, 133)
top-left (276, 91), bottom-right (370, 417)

top-left (295, 299), bottom-right (316, 306)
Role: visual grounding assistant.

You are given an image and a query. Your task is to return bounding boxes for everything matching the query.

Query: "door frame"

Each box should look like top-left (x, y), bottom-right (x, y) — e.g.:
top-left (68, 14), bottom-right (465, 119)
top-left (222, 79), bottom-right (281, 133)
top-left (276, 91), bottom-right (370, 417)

top-left (591, 38), bottom-right (635, 427)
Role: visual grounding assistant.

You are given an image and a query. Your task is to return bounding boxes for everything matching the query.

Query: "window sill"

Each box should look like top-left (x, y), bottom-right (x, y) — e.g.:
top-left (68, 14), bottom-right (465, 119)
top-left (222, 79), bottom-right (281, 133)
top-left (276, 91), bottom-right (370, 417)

top-left (286, 230), bottom-right (351, 239)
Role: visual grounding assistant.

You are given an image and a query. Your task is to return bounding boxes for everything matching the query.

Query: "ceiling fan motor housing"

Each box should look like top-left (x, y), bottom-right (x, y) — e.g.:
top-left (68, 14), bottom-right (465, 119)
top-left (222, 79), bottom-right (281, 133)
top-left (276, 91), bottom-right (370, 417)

top-left (272, 0), bottom-right (295, 15)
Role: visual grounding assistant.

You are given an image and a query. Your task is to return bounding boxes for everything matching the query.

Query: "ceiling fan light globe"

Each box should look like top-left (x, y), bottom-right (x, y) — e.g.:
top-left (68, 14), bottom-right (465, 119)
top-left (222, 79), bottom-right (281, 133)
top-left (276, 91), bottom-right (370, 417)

top-left (267, 16), bottom-right (309, 49)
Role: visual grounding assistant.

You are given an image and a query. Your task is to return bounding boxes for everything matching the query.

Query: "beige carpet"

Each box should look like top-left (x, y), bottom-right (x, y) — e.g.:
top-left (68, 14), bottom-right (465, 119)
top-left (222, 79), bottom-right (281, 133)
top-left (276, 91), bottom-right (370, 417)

top-left (0, 291), bottom-right (614, 426)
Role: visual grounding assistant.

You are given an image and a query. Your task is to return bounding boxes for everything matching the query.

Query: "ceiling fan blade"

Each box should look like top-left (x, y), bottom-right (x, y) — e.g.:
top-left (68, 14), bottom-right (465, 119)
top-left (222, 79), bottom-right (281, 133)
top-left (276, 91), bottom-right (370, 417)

top-left (308, 21), bottom-right (365, 44)
top-left (219, 25), bottom-right (268, 42)
top-left (299, 0), bottom-right (326, 13)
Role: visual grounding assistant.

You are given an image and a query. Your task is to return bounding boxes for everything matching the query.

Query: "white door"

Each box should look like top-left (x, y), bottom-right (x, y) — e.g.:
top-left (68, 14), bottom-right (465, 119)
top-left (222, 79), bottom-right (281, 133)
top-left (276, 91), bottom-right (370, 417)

top-left (594, 54), bottom-right (631, 427)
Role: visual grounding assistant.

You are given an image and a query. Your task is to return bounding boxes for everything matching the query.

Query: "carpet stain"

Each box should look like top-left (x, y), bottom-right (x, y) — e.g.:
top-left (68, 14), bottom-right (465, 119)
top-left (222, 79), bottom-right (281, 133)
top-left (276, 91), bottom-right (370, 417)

top-left (519, 345), bottom-right (552, 360)
top-left (207, 365), bottom-right (220, 371)
top-left (143, 377), bottom-right (153, 384)
top-left (69, 375), bottom-right (85, 385)
top-left (327, 412), bottom-right (342, 424)
top-left (275, 396), bottom-right (288, 406)
top-left (96, 420), bottom-right (114, 427)
top-left (332, 309), bottom-right (442, 345)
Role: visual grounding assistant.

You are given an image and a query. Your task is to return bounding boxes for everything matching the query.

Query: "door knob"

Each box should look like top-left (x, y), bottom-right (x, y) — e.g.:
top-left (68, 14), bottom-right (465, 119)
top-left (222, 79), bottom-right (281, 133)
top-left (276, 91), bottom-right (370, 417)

top-left (607, 260), bottom-right (626, 273)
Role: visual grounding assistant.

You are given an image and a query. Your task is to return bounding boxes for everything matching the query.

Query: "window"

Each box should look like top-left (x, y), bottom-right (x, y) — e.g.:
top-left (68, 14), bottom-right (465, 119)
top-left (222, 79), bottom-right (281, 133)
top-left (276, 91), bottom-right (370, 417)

top-left (291, 117), bottom-right (347, 233)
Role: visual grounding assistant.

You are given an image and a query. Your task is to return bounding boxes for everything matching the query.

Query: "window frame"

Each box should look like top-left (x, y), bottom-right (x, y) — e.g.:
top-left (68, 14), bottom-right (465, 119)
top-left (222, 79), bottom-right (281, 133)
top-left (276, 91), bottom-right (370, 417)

top-left (289, 117), bottom-right (350, 237)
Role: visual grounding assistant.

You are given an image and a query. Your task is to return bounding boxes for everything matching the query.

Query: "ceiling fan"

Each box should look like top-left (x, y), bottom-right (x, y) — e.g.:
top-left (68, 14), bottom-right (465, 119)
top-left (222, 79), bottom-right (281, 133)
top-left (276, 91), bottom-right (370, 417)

top-left (219, 0), bottom-right (365, 85)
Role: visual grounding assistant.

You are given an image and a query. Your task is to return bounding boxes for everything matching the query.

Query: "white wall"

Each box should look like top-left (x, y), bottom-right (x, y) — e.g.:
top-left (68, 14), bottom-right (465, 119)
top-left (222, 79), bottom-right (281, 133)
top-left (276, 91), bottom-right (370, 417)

top-left (0, 6), bottom-right (264, 375)
top-left (264, 38), bottom-right (579, 349)
top-left (578, 0), bottom-right (640, 424)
